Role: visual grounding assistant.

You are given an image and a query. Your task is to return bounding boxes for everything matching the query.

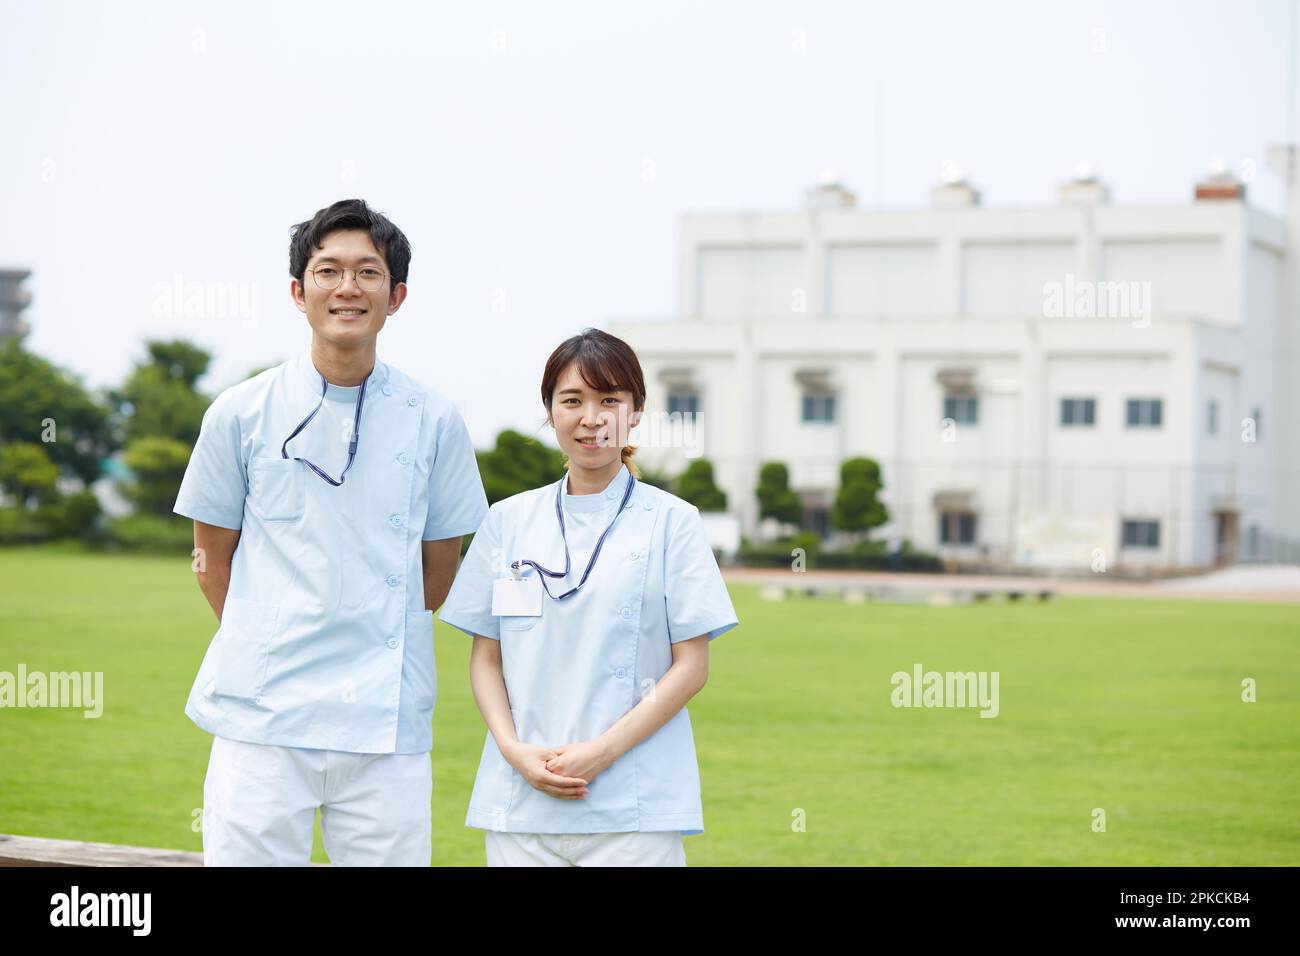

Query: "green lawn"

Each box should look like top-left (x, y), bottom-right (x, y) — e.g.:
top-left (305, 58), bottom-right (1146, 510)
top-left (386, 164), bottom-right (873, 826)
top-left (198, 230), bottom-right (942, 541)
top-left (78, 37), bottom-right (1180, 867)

top-left (1, 544), bottom-right (1297, 865)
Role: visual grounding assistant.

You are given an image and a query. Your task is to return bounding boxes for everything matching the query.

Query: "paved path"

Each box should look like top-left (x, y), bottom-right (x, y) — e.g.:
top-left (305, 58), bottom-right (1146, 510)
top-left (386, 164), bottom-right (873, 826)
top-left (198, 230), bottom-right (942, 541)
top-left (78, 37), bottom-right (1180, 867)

top-left (721, 565), bottom-right (1300, 604)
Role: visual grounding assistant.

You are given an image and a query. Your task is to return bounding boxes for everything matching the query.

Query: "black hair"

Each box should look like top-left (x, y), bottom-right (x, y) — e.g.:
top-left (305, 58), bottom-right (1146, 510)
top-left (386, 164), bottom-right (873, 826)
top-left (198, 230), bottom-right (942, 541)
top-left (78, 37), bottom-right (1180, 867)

top-left (541, 328), bottom-right (647, 476)
top-left (288, 199), bottom-right (412, 287)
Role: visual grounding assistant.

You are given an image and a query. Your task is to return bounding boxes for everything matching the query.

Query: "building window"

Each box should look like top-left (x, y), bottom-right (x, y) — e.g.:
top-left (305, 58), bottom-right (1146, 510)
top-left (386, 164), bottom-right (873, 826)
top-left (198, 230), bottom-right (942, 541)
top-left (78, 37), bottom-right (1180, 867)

top-left (943, 394), bottom-right (978, 425)
top-left (1207, 399), bottom-right (1218, 436)
top-left (667, 391), bottom-right (699, 417)
top-left (1060, 397), bottom-right (1096, 426)
top-left (1121, 519), bottom-right (1160, 549)
top-left (806, 507), bottom-right (830, 538)
top-left (802, 393), bottom-right (836, 423)
top-left (1125, 398), bottom-right (1163, 428)
top-left (938, 511), bottom-right (977, 545)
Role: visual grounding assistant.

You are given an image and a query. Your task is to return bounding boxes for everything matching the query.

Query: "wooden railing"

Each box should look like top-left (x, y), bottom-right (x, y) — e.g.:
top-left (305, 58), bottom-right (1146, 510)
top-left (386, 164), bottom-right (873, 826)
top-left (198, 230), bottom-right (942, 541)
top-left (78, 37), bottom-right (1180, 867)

top-left (0, 834), bottom-right (203, 867)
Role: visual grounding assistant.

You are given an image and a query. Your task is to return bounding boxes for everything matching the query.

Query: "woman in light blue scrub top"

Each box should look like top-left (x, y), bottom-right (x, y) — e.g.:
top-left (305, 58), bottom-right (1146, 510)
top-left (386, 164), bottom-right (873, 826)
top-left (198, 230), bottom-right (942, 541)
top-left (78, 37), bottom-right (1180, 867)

top-left (439, 328), bottom-right (739, 866)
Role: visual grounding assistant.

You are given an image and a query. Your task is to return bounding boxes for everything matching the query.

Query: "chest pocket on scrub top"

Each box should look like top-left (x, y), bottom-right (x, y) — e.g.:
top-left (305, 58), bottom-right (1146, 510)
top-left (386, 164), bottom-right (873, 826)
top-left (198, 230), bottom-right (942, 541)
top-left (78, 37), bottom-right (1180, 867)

top-left (249, 457), bottom-right (305, 521)
top-left (500, 611), bottom-right (541, 632)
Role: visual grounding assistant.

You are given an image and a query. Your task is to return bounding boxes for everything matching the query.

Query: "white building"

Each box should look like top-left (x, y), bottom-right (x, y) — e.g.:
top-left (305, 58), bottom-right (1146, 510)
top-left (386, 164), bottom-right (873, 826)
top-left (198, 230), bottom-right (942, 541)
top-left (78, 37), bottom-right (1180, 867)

top-left (610, 156), bottom-right (1300, 573)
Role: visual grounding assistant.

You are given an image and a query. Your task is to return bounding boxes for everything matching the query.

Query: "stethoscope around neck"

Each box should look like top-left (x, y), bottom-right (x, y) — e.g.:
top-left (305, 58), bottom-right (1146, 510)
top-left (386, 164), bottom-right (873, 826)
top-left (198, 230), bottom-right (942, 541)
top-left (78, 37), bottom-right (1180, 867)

top-left (281, 372), bottom-right (368, 486)
top-left (510, 470), bottom-right (637, 601)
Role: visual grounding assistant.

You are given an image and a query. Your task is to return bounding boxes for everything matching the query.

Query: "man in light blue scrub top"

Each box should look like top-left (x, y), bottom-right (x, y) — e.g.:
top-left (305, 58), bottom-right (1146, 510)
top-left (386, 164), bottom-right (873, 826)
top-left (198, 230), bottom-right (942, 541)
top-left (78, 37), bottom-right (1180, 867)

top-left (174, 199), bottom-right (487, 866)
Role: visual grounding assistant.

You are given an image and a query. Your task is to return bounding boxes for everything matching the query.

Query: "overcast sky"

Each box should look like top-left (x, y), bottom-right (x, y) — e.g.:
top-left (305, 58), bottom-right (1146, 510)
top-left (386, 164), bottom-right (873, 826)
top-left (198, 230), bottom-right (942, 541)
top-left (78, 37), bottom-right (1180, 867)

top-left (1, 0), bottom-right (1293, 448)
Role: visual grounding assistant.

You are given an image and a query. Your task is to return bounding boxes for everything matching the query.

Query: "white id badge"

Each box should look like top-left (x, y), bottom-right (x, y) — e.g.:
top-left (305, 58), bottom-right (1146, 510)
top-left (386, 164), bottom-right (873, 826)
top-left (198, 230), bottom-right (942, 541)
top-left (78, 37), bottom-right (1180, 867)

top-left (492, 575), bottom-right (543, 617)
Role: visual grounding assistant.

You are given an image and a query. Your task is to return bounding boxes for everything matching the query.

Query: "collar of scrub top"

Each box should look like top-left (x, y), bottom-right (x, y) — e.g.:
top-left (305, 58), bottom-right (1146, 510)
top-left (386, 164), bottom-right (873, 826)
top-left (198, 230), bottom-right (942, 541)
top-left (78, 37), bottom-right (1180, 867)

top-left (281, 354), bottom-right (389, 487)
top-left (510, 464), bottom-right (637, 601)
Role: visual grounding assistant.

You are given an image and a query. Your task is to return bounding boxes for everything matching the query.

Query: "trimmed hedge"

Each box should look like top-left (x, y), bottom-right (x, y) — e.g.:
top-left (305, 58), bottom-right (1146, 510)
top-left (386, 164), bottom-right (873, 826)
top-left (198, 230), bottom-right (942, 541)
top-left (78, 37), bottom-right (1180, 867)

top-left (738, 537), bottom-right (941, 572)
top-left (101, 514), bottom-right (195, 553)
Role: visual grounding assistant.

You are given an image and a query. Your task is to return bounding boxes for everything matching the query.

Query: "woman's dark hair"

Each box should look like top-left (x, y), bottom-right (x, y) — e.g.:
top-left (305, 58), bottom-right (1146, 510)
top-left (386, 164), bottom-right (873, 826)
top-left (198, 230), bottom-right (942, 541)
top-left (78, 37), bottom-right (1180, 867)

top-left (288, 198), bottom-right (412, 287)
top-left (541, 328), bottom-right (646, 476)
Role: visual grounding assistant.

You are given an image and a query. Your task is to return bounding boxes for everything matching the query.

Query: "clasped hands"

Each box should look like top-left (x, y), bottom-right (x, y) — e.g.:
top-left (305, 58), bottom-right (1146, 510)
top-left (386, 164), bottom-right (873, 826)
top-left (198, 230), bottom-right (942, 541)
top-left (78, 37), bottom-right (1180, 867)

top-left (503, 738), bottom-right (615, 801)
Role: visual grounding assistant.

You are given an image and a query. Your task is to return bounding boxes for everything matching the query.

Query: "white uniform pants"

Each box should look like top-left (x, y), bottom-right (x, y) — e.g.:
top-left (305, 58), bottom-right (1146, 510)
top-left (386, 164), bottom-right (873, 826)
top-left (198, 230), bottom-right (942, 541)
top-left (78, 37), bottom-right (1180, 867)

top-left (484, 830), bottom-right (686, 867)
top-left (202, 735), bottom-right (432, 866)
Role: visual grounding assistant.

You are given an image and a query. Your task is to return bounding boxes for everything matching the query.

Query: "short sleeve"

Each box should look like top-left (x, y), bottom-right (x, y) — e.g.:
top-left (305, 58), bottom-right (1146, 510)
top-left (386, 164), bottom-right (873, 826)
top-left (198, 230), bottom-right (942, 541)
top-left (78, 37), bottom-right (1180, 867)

top-left (173, 391), bottom-right (247, 531)
top-left (664, 504), bottom-right (739, 643)
top-left (438, 505), bottom-right (502, 640)
top-left (423, 403), bottom-right (488, 541)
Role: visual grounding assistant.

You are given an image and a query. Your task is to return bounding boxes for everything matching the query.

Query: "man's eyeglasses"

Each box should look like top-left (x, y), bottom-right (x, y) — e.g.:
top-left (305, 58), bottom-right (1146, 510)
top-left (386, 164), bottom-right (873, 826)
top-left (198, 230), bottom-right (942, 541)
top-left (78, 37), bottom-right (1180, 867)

top-left (307, 266), bottom-right (390, 292)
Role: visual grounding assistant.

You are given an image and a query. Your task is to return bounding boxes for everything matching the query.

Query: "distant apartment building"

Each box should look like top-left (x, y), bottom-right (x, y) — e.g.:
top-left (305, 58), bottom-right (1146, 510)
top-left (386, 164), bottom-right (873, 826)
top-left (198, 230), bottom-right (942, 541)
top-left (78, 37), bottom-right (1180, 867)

top-left (610, 155), bottom-right (1300, 572)
top-left (0, 269), bottom-right (32, 340)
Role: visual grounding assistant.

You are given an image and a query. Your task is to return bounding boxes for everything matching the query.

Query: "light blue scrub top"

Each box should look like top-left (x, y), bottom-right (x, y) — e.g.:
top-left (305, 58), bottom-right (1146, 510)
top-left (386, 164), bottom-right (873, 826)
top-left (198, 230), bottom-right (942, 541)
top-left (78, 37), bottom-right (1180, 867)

top-left (439, 463), bottom-right (739, 835)
top-left (173, 352), bottom-right (488, 754)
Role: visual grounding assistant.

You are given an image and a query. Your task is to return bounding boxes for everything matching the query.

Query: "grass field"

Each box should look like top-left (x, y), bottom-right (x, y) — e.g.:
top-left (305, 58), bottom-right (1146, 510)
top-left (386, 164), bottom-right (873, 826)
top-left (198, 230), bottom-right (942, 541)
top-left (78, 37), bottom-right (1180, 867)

top-left (1, 544), bottom-right (1297, 865)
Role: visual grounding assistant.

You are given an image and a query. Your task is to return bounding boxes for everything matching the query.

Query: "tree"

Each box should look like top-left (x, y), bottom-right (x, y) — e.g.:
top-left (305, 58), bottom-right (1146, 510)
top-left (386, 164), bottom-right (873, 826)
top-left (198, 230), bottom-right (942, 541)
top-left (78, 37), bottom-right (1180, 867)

top-left (0, 339), bottom-right (115, 485)
top-left (756, 462), bottom-right (802, 526)
top-left (476, 430), bottom-right (566, 505)
top-left (676, 459), bottom-right (727, 511)
top-left (111, 340), bottom-right (214, 447)
top-left (121, 437), bottom-right (193, 517)
top-left (830, 457), bottom-right (889, 538)
top-left (0, 442), bottom-right (61, 507)
top-left (142, 340), bottom-right (211, 388)
top-left (38, 489), bottom-right (102, 540)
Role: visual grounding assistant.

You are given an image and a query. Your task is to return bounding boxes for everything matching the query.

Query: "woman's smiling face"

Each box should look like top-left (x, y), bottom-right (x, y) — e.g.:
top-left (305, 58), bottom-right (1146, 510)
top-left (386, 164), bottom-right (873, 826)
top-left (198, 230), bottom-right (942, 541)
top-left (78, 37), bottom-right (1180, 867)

top-left (548, 362), bottom-right (641, 469)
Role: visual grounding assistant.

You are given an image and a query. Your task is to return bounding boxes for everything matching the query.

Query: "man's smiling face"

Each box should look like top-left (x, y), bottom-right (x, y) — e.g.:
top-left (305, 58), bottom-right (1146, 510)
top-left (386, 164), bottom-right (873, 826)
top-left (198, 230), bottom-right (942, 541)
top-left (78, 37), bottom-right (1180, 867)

top-left (291, 228), bottom-right (406, 350)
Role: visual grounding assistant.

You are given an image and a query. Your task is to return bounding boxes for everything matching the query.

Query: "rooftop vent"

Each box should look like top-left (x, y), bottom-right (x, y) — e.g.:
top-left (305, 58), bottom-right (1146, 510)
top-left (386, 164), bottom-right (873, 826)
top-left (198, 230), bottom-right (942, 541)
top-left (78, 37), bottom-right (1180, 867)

top-left (931, 162), bottom-right (980, 207)
top-left (1194, 159), bottom-right (1246, 200)
top-left (804, 170), bottom-right (857, 210)
top-left (1060, 162), bottom-right (1110, 204)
